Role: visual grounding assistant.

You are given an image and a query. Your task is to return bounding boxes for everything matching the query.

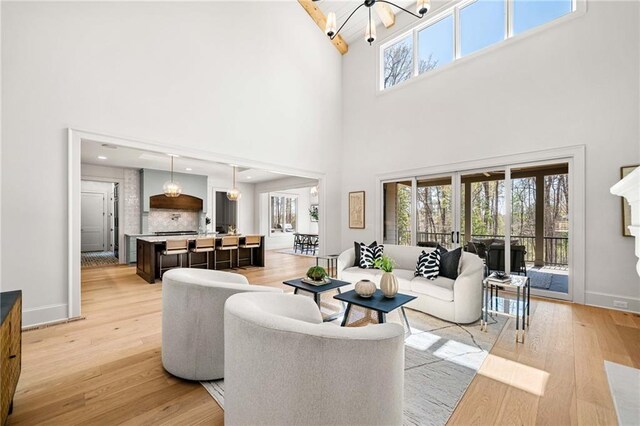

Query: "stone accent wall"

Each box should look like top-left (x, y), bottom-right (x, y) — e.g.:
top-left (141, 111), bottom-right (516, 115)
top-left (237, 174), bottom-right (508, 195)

top-left (123, 169), bottom-right (141, 234)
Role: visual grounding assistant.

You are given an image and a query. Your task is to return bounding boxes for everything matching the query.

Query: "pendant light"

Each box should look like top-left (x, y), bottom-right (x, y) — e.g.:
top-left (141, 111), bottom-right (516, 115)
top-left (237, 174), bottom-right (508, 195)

top-left (227, 166), bottom-right (241, 201)
top-left (324, 0), bottom-right (429, 45)
top-left (163, 155), bottom-right (182, 198)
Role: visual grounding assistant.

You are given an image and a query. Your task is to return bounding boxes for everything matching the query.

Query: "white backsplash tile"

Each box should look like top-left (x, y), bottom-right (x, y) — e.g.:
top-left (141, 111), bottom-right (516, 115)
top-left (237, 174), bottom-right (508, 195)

top-left (148, 209), bottom-right (200, 232)
top-left (123, 169), bottom-right (141, 234)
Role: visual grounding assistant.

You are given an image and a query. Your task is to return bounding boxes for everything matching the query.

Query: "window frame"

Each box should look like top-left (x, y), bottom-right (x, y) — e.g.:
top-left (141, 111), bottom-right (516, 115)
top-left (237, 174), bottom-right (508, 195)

top-left (378, 0), bottom-right (583, 92)
top-left (268, 192), bottom-right (299, 236)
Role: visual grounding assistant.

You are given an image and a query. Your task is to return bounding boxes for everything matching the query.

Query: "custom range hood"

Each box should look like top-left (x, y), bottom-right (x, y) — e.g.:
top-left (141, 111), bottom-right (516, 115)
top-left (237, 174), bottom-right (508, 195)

top-left (149, 194), bottom-right (203, 211)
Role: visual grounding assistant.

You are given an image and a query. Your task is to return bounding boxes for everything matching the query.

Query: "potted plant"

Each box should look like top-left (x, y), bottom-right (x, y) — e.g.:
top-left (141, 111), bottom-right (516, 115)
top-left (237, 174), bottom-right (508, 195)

top-left (306, 266), bottom-right (329, 284)
top-left (374, 255), bottom-right (398, 298)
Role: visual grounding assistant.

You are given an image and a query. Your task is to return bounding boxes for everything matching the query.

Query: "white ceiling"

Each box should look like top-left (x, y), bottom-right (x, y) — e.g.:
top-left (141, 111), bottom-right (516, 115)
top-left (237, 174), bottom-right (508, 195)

top-left (316, 0), bottom-right (415, 44)
top-left (81, 139), bottom-right (289, 184)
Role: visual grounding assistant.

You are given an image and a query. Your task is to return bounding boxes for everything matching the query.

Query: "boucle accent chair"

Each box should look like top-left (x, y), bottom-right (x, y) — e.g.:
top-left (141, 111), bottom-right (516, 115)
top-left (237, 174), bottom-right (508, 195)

top-left (161, 269), bottom-right (282, 381)
top-left (338, 244), bottom-right (484, 323)
top-left (224, 292), bottom-right (405, 426)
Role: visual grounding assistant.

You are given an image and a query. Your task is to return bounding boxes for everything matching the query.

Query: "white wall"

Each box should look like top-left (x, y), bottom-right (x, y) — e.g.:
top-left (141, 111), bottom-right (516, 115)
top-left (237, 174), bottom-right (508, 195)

top-left (341, 2), bottom-right (640, 310)
top-left (2, 2), bottom-right (342, 326)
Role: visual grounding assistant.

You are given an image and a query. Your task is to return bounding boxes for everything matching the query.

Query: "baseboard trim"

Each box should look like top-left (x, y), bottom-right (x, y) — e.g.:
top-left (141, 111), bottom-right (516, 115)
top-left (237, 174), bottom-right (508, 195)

top-left (23, 316), bottom-right (85, 332)
top-left (22, 303), bottom-right (69, 327)
top-left (585, 292), bottom-right (640, 314)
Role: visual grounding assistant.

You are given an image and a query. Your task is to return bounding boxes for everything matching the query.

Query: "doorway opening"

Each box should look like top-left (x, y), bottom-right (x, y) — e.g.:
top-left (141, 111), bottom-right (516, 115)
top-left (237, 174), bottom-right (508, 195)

top-left (81, 180), bottom-right (119, 268)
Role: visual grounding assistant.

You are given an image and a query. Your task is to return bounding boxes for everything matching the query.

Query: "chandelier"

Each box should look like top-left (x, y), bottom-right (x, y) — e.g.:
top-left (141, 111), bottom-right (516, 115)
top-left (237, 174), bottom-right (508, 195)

top-left (226, 166), bottom-right (241, 201)
top-left (324, 0), bottom-right (431, 45)
top-left (163, 155), bottom-right (182, 198)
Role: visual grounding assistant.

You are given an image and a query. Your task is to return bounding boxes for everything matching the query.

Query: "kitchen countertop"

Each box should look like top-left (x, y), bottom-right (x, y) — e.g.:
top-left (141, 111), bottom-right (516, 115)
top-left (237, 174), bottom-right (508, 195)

top-left (137, 234), bottom-right (260, 243)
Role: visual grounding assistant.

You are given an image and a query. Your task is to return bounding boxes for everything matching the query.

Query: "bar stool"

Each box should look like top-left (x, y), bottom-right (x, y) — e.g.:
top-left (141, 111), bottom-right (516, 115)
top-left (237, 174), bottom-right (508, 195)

top-left (238, 235), bottom-right (261, 268)
top-left (216, 236), bottom-right (240, 269)
top-left (188, 237), bottom-right (216, 269)
top-left (159, 239), bottom-right (189, 278)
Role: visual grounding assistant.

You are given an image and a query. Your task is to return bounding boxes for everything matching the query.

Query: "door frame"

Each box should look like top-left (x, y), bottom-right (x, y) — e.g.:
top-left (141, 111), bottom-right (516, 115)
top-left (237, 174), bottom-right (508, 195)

top-left (69, 128), bottom-right (327, 320)
top-left (375, 145), bottom-right (585, 304)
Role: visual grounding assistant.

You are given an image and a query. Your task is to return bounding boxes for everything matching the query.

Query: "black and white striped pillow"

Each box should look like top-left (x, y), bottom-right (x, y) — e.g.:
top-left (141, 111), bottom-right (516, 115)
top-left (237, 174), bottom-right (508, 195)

top-left (415, 250), bottom-right (440, 280)
top-left (359, 243), bottom-right (384, 269)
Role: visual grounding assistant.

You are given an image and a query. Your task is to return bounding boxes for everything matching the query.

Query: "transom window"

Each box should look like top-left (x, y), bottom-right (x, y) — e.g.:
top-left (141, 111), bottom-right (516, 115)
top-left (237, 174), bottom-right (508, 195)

top-left (381, 0), bottom-right (575, 90)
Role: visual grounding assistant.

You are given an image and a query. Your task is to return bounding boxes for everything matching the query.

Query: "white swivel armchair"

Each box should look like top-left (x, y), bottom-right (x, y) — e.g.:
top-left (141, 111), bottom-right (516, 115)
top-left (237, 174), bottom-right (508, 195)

top-left (224, 292), bottom-right (405, 426)
top-left (161, 268), bottom-right (282, 381)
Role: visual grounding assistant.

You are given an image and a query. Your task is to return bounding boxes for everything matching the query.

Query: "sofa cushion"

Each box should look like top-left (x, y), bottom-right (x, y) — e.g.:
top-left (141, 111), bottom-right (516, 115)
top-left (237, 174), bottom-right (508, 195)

top-left (415, 250), bottom-right (440, 280)
top-left (436, 245), bottom-right (462, 280)
top-left (410, 276), bottom-right (455, 302)
top-left (392, 269), bottom-right (415, 292)
top-left (353, 241), bottom-right (378, 268)
top-left (341, 266), bottom-right (383, 284)
top-left (359, 243), bottom-right (384, 269)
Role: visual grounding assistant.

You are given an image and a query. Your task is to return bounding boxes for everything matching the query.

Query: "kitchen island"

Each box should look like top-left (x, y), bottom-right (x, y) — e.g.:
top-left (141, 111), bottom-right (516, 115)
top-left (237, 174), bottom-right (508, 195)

top-left (136, 235), bottom-right (265, 283)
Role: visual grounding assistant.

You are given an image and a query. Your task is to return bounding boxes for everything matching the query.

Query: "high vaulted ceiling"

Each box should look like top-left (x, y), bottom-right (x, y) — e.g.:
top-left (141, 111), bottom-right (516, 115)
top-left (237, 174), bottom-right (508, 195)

top-left (299, 0), bottom-right (415, 54)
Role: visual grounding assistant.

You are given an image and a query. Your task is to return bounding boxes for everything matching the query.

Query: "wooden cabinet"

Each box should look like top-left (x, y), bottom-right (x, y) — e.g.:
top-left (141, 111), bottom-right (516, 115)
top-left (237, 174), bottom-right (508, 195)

top-left (1, 291), bottom-right (21, 425)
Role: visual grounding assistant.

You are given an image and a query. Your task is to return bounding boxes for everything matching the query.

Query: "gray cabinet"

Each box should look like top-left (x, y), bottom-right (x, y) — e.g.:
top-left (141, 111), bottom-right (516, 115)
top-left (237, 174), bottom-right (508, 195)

top-left (140, 169), bottom-right (207, 213)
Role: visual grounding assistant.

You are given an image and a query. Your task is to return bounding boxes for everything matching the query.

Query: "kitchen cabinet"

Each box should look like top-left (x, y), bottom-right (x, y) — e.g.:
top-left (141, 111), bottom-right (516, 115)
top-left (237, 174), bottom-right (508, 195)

top-left (140, 169), bottom-right (207, 213)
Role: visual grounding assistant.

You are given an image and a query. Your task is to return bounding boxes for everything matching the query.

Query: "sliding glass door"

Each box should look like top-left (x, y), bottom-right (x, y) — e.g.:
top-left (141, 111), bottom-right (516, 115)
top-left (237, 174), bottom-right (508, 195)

top-left (416, 175), bottom-right (460, 250)
top-left (381, 160), bottom-right (571, 300)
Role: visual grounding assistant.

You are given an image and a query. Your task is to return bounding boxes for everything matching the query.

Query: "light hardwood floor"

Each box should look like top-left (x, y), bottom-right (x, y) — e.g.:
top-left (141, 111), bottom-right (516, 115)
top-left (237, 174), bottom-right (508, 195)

top-left (9, 251), bottom-right (639, 425)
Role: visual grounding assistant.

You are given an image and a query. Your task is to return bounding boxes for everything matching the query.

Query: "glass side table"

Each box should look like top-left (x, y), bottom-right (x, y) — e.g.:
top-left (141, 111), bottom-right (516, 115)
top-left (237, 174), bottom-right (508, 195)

top-left (316, 254), bottom-right (340, 278)
top-left (481, 274), bottom-right (531, 343)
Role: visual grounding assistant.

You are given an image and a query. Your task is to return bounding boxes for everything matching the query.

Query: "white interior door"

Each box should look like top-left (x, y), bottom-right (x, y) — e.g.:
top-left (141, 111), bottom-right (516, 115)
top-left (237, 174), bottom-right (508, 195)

top-left (81, 192), bottom-right (106, 252)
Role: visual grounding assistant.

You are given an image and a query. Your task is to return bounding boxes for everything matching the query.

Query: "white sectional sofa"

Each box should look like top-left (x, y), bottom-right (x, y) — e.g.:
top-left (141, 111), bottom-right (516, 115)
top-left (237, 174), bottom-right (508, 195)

top-left (337, 244), bottom-right (484, 323)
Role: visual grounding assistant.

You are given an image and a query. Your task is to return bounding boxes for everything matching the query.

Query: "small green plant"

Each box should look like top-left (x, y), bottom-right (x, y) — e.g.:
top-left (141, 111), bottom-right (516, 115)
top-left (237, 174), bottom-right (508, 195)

top-left (373, 255), bottom-right (395, 273)
top-left (306, 266), bottom-right (328, 281)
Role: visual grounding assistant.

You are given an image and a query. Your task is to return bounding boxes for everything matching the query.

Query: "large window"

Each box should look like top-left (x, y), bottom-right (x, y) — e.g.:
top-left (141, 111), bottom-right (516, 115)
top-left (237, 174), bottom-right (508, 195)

top-left (380, 0), bottom-right (576, 90)
top-left (514, 0), bottom-right (573, 35)
top-left (383, 36), bottom-right (413, 89)
top-left (460, 0), bottom-right (505, 57)
top-left (270, 194), bottom-right (298, 234)
top-left (418, 15), bottom-right (454, 75)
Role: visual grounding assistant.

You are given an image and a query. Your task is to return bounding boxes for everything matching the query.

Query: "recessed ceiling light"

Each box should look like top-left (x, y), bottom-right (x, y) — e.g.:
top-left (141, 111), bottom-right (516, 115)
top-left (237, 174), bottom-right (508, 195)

top-left (98, 156), bottom-right (107, 160)
top-left (246, 176), bottom-right (252, 179)
top-left (185, 168), bottom-right (193, 171)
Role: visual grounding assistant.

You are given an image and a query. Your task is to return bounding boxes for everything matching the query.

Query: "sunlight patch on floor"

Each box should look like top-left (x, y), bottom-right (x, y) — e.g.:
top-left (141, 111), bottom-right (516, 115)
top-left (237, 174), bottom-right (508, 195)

top-left (478, 353), bottom-right (550, 396)
top-left (433, 340), bottom-right (488, 370)
top-left (405, 330), bottom-right (442, 351)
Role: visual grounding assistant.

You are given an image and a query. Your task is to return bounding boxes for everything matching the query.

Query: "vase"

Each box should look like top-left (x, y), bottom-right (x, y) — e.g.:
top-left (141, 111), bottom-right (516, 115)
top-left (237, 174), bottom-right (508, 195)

top-left (355, 279), bottom-right (376, 298)
top-left (380, 272), bottom-right (398, 298)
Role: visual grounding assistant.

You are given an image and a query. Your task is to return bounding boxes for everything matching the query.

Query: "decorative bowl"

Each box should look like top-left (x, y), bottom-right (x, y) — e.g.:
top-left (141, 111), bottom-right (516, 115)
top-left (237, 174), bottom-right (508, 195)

top-left (355, 279), bottom-right (376, 298)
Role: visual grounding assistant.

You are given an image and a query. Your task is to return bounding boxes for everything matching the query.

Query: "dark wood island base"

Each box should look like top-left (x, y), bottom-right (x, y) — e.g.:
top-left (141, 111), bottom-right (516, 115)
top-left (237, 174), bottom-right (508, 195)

top-left (136, 235), bottom-right (265, 283)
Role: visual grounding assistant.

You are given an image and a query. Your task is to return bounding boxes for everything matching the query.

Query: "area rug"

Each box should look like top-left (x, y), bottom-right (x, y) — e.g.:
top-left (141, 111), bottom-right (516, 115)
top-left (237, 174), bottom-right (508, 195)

top-left (81, 251), bottom-right (119, 268)
top-left (527, 268), bottom-right (568, 292)
top-left (201, 309), bottom-right (507, 426)
top-left (604, 360), bottom-right (640, 425)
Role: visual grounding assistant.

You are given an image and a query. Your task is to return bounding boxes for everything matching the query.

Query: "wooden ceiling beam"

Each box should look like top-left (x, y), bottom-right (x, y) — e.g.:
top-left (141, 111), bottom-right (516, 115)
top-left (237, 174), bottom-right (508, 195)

top-left (297, 0), bottom-right (348, 55)
top-left (375, 3), bottom-right (396, 28)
